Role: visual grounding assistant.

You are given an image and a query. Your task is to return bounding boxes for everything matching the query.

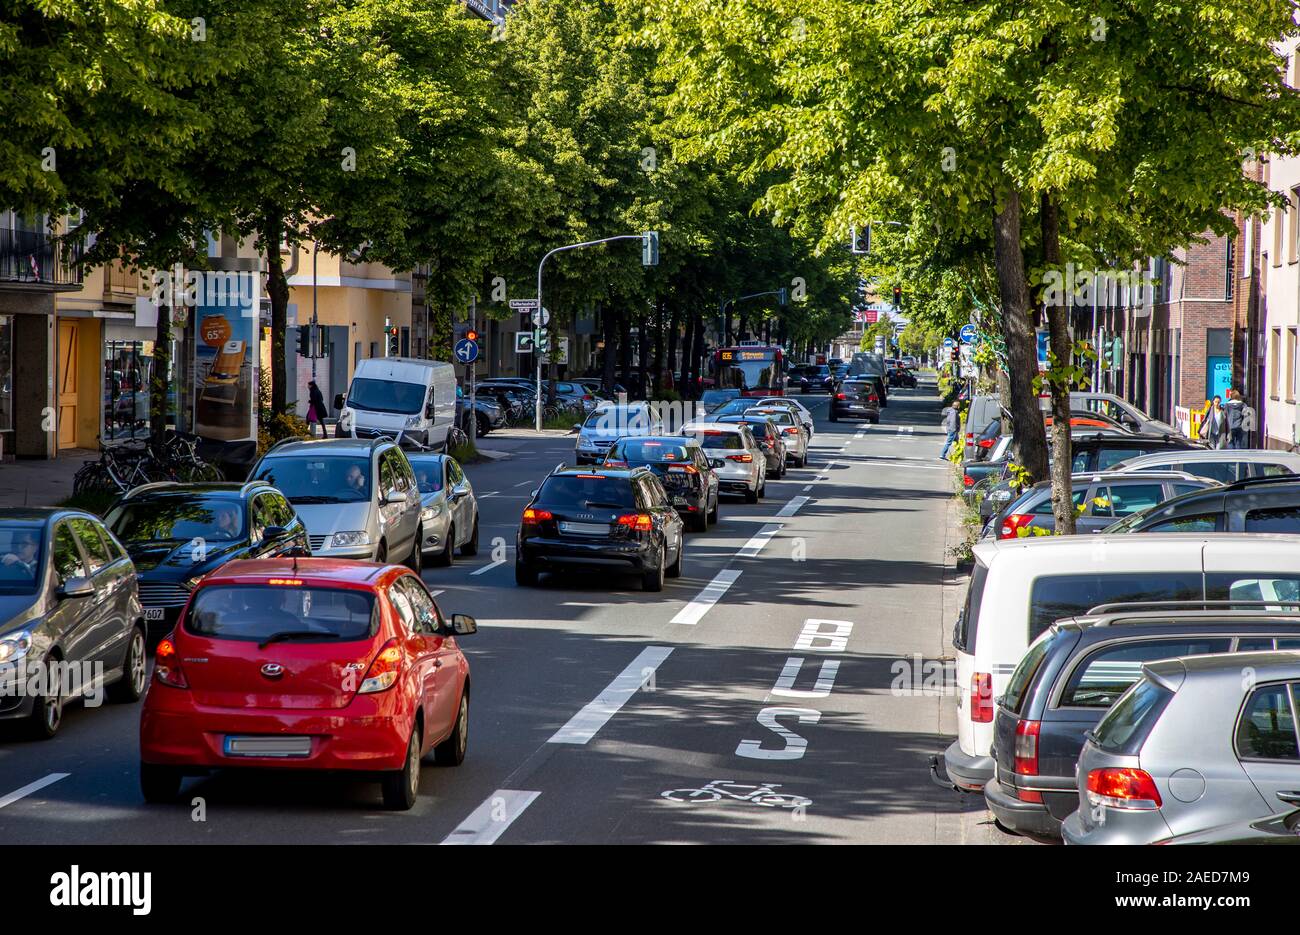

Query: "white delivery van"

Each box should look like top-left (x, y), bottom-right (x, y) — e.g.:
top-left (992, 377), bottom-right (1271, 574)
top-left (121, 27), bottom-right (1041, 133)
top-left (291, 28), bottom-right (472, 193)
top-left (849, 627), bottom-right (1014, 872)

top-left (943, 533), bottom-right (1300, 791)
top-left (337, 357), bottom-right (458, 450)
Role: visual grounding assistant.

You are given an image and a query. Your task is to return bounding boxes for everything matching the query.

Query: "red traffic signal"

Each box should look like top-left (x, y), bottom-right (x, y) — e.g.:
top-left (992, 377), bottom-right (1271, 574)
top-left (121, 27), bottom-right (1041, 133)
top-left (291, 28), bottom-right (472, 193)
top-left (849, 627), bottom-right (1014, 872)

top-left (466, 329), bottom-right (478, 342)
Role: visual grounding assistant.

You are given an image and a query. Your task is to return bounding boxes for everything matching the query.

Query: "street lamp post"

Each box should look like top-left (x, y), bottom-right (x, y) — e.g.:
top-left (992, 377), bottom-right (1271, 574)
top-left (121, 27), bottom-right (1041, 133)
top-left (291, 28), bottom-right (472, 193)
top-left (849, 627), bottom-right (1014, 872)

top-left (535, 233), bottom-right (654, 431)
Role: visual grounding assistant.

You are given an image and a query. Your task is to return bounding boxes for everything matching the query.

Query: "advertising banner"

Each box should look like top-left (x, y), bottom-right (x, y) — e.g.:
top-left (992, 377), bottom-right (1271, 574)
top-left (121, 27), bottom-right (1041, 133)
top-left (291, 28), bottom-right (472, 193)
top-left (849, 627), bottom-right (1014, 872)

top-left (193, 272), bottom-right (258, 441)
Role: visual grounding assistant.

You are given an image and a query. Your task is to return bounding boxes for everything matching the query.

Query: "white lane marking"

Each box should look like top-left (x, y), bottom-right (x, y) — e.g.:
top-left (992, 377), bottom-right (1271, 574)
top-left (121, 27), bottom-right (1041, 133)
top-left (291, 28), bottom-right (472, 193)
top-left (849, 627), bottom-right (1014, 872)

top-left (514, 480), bottom-right (533, 487)
top-left (896, 425), bottom-right (914, 435)
top-left (440, 789), bottom-right (541, 845)
top-left (549, 646), bottom-right (675, 743)
top-left (0, 773), bottom-right (69, 810)
top-left (480, 490), bottom-right (501, 498)
top-left (670, 569), bottom-right (743, 626)
top-left (776, 496), bottom-right (809, 518)
top-left (470, 559), bottom-right (506, 576)
top-left (801, 484), bottom-right (812, 492)
top-left (429, 589), bottom-right (445, 597)
top-left (856, 459), bottom-right (947, 471)
top-left (737, 523), bottom-right (783, 558)
top-left (813, 459), bottom-right (838, 481)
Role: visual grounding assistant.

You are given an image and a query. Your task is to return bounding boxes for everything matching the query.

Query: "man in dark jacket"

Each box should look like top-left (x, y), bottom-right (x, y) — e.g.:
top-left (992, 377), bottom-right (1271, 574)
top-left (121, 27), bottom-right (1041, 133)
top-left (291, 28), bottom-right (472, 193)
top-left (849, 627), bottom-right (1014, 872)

top-left (1224, 387), bottom-right (1245, 450)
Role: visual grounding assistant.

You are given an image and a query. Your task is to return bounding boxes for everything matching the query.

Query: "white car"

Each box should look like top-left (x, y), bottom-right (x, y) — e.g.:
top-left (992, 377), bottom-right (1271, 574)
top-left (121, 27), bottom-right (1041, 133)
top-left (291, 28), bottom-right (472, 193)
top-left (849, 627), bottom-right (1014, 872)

top-left (682, 421), bottom-right (766, 502)
top-left (750, 397), bottom-right (815, 439)
top-left (745, 407), bottom-right (808, 467)
top-left (574, 403), bottom-right (662, 465)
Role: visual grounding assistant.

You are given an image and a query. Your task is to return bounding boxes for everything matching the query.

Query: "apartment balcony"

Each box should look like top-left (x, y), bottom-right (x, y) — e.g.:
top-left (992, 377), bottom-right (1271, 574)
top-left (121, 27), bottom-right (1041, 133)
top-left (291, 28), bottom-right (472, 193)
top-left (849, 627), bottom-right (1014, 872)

top-left (0, 228), bottom-right (84, 291)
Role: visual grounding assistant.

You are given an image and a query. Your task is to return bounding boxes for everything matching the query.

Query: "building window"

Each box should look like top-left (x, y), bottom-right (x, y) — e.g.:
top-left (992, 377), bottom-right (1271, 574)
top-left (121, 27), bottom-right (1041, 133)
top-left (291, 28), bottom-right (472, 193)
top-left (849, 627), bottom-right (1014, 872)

top-left (1290, 328), bottom-right (1298, 404)
top-left (103, 341), bottom-right (152, 442)
top-left (1274, 208), bottom-right (1284, 266)
top-left (1291, 188), bottom-right (1300, 263)
top-left (1244, 214), bottom-right (1254, 279)
top-left (1226, 235), bottom-right (1235, 300)
top-left (1271, 327), bottom-right (1282, 399)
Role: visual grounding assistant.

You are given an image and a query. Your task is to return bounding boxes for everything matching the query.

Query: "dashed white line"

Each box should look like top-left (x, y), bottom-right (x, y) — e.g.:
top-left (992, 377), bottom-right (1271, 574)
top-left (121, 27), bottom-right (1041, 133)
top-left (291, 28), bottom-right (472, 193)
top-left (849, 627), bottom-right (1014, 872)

top-left (776, 495), bottom-right (810, 518)
top-left (440, 789), bottom-right (541, 845)
top-left (0, 773), bottom-right (69, 810)
top-left (671, 569), bottom-right (743, 626)
top-left (737, 523), bottom-right (783, 558)
top-left (514, 480), bottom-right (533, 487)
top-left (549, 645), bottom-right (675, 743)
top-left (470, 559), bottom-right (506, 576)
top-left (429, 589), bottom-right (446, 597)
top-left (480, 490), bottom-right (501, 498)
top-left (801, 484), bottom-right (812, 492)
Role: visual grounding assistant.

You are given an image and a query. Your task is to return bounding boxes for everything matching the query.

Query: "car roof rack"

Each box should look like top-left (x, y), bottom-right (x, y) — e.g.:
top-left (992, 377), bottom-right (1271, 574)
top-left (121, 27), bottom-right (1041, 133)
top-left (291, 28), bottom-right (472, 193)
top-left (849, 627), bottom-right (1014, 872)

top-left (1087, 599), bottom-right (1300, 615)
top-left (118, 481), bottom-right (180, 500)
top-left (1221, 473), bottom-right (1300, 493)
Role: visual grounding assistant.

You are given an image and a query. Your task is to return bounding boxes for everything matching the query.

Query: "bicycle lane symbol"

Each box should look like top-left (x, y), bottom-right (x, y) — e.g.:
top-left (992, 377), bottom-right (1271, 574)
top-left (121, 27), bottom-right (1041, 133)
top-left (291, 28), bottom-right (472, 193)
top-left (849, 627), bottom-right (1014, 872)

top-left (660, 779), bottom-right (812, 810)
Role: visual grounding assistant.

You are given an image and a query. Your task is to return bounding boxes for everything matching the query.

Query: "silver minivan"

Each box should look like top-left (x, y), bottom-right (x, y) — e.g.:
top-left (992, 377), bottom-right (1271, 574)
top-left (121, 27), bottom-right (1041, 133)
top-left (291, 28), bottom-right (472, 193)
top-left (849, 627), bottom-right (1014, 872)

top-left (249, 437), bottom-right (424, 568)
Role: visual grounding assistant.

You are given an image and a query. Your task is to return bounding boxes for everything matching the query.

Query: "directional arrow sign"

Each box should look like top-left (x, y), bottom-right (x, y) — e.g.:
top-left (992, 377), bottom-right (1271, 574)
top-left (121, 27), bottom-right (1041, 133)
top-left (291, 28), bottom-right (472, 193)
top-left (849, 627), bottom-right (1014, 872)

top-left (531, 307), bottom-right (550, 327)
top-left (454, 338), bottom-right (479, 364)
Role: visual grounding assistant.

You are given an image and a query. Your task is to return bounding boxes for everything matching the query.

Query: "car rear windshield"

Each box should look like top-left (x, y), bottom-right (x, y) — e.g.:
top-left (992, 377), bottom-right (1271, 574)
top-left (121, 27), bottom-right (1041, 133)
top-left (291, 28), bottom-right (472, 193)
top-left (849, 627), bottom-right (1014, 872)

top-left (686, 429), bottom-right (744, 450)
top-left (253, 456), bottom-right (370, 504)
top-left (953, 560), bottom-right (989, 653)
top-left (537, 474), bottom-right (636, 509)
top-left (186, 585), bottom-right (377, 642)
top-left (747, 409), bottom-right (794, 425)
top-left (1092, 677), bottom-right (1174, 754)
top-left (0, 523), bottom-right (43, 593)
top-left (607, 439), bottom-right (691, 463)
top-left (1002, 629), bottom-right (1062, 714)
top-left (1027, 572), bottom-right (1203, 641)
top-left (108, 497), bottom-right (246, 543)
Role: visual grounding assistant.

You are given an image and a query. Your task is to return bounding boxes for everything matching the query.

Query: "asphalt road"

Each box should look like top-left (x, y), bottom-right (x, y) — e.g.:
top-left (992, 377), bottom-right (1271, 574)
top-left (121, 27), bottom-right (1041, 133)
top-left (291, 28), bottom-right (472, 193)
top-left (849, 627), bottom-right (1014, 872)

top-left (0, 377), bottom-right (1016, 844)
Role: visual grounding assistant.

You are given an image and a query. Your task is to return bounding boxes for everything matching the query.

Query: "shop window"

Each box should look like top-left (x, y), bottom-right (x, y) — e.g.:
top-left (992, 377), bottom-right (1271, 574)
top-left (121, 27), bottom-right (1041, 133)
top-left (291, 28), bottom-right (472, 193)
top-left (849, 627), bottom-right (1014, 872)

top-left (103, 340), bottom-right (152, 441)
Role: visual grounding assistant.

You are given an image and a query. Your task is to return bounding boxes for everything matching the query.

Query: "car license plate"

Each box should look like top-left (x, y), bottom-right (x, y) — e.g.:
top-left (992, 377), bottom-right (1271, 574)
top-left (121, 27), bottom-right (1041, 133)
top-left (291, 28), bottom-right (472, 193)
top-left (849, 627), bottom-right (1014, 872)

top-left (559, 521), bottom-right (610, 536)
top-left (672, 496), bottom-right (688, 505)
top-left (223, 735), bottom-right (312, 758)
top-left (143, 607), bottom-right (165, 621)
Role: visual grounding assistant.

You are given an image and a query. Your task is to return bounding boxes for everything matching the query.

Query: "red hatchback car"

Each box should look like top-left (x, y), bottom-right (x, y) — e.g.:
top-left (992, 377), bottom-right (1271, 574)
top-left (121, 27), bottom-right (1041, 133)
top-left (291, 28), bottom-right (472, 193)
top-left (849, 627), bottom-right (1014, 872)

top-left (139, 558), bottom-right (475, 810)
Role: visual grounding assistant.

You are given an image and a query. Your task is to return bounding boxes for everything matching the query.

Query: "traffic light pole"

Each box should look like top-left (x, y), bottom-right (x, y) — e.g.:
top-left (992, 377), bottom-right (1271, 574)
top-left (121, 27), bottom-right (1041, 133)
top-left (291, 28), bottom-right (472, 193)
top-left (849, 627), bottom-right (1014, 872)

top-left (535, 234), bottom-right (651, 432)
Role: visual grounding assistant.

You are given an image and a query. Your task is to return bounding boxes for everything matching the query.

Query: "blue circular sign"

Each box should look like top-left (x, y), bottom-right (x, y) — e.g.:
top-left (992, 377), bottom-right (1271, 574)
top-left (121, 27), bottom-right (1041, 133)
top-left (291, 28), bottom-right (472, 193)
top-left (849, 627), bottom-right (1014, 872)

top-left (454, 338), bottom-right (479, 364)
top-left (943, 336), bottom-right (956, 349)
top-left (959, 324), bottom-right (977, 344)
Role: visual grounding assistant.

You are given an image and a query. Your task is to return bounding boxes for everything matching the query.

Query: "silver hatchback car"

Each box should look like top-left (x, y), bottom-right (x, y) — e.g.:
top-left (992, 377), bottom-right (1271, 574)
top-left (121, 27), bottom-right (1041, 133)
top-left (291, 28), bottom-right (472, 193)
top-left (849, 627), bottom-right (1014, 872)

top-left (1063, 650), bottom-right (1300, 844)
top-left (406, 453), bottom-right (480, 566)
top-left (249, 437), bottom-right (424, 568)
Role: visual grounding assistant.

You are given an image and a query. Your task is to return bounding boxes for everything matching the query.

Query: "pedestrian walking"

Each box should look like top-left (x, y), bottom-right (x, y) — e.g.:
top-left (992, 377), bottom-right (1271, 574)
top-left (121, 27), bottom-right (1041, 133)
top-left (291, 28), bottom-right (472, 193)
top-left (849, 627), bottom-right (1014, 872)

top-left (1224, 387), bottom-right (1245, 450)
top-left (1201, 396), bottom-right (1227, 449)
top-left (306, 379), bottom-right (327, 437)
top-left (1242, 397), bottom-right (1257, 448)
top-left (940, 403), bottom-right (960, 460)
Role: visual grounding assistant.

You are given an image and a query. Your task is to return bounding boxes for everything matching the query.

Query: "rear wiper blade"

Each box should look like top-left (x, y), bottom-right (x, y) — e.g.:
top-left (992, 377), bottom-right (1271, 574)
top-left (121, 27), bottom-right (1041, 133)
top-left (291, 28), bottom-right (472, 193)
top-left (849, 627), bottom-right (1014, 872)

top-left (584, 502), bottom-right (628, 510)
top-left (258, 630), bottom-right (339, 649)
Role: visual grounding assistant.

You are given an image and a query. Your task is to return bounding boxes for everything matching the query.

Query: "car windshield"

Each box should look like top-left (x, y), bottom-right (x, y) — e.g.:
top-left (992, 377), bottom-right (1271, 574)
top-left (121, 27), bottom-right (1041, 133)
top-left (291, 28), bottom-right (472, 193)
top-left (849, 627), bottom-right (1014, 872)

top-left (584, 407), bottom-right (651, 431)
top-left (187, 585), bottom-right (377, 642)
top-left (746, 408), bottom-right (794, 425)
top-left (606, 439), bottom-right (692, 464)
top-left (253, 456), bottom-right (371, 503)
top-left (685, 428), bottom-right (745, 450)
top-left (407, 457), bottom-right (445, 494)
top-left (711, 399), bottom-right (755, 418)
top-left (701, 390), bottom-right (740, 409)
top-left (536, 474), bottom-right (636, 509)
top-left (108, 497), bottom-right (247, 543)
top-left (1092, 677), bottom-right (1173, 755)
top-left (0, 523), bottom-right (44, 592)
top-left (346, 377), bottom-right (425, 415)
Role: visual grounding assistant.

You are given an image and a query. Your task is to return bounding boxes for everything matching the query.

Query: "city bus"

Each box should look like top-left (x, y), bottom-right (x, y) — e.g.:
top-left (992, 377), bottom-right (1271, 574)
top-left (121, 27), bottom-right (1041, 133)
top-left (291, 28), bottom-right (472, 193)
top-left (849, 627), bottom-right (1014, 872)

top-left (711, 344), bottom-right (786, 397)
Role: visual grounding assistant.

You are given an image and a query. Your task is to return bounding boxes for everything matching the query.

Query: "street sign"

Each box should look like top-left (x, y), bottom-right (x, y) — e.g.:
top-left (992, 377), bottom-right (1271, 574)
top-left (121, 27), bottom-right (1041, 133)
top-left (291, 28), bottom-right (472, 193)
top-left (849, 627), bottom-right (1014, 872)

top-left (960, 344), bottom-right (977, 378)
top-left (959, 323), bottom-right (977, 345)
top-left (509, 299), bottom-right (538, 310)
top-left (531, 307), bottom-right (550, 327)
top-left (454, 338), bottom-right (479, 364)
top-left (894, 321), bottom-right (907, 335)
top-left (515, 331), bottom-right (550, 354)
top-left (862, 310), bottom-right (879, 324)
top-left (943, 336), bottom-right (956, 350)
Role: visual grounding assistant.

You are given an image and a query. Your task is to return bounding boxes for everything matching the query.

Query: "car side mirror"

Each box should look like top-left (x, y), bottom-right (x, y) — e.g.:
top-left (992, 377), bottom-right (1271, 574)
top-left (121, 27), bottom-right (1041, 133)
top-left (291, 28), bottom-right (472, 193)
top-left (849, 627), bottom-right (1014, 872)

top-left (571, 424), bottom-right (581, 434)
top-left (58, 576), bottom-right (95, 599)
top-left (334, 393), bottom-right (345, 410)
top-left (449, 613), bottom-right (478, 636)
top-left (450, 485), bottom-right (469, 500)
top-left (383, 489), bottom-right (407, 505)
top-left (261, 525), bottom-right (289, 542)
top-left (426, 403), bottom-right (436, 419)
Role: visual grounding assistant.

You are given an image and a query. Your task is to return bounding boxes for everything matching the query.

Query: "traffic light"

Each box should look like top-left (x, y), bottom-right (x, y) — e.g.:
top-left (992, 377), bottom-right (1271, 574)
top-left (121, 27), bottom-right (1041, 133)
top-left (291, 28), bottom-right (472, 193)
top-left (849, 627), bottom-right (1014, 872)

top-left (387, 325), bottom-right (400, 357)
top-left (642, 231), bottom-right (659, 267)
top-left (297, 326), bottom-right (311, 358)
top-left (949, 345), bottom-right (959, 364)
top-left (850, 225), bottom-right (870, 255)
top-left (892, 285), bottom-right (902, 308)
top-left (466, 329), bottom-right (478, 343)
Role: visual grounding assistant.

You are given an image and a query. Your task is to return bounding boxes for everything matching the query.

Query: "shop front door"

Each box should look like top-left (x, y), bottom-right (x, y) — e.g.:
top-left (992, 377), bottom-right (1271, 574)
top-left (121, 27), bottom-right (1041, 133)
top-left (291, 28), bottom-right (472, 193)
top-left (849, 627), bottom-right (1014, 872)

top-left (58, 320), bottom-right (78, 449)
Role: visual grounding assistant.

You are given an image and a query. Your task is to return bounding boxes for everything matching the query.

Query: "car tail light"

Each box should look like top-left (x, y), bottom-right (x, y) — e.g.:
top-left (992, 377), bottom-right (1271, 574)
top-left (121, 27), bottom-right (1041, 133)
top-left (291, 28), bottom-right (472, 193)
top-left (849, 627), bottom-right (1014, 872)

top-left (728, 454), bottom-right (753, 462)
top-left (1086, 767), bottom-right (1162, 810)
top-left (971, 672), bottom-right (994, 723)
top-left (999, 513), bottom-right (1035, 539)
top-left (154, 636), bottom-right (188, 689)
top-left (1014, 720), bottom-right (1040, 776)
top-left (977, 437), bottom-right (994, 449)
top-left (962, 473), bottom-right (975, 487)
top-left (522, 507), bottom-right (553, 525)
top-left (667, 465), bottom-right (698, 474)
top-left (617, 513), bottom-right (654, 532)
top-left (359, 639), bottom-right (403, 694)
top-left (783, 427), bottom-right (799, 435)
top-left (867, 394), bottom-right (879, 403)
top-left (835, 392), bottom-right (847, 400)
top-left (603, 460), bottom-right (628, 468)
top-left (583, 395), bottom-right (594, 401)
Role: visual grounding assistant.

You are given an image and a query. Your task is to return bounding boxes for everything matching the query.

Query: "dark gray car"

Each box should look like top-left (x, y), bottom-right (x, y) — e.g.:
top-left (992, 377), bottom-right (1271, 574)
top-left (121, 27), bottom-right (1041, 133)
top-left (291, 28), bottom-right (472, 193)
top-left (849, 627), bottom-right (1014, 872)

top-left (986, 606), bottom-right (1300, 838)
top-left (0, 509), bottom-right (146, 739)
top-left (984, 471), bottom-right (1213, 539)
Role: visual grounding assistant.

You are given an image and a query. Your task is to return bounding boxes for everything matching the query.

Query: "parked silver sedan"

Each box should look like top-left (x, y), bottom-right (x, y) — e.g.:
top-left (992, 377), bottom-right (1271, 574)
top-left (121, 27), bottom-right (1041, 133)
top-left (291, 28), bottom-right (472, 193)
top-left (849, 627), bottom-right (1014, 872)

top-left (407, 453), bottom-right (480, 566)
top-left (1063, 650), bottom-right (1300, 845)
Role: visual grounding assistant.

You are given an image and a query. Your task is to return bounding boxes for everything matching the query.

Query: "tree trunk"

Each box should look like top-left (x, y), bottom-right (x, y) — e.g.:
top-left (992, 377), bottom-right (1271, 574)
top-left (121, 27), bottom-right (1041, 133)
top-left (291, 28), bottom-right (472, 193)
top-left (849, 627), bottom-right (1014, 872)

top-left (150, 302), bottom-right (172, 440)
top-left (262, 214), bottom-right (290, 417)
top-left (667, 305), bottom-right (680, 392)
top-left (618, 310), bottom-right (632, 394)
top-left (601, 303), bottom-right (616, 397)
top-left (652, 301), bottom-right (664, 395)
top-left (637, 311), bottom-right (649, 396)
top-left (991, 190), bottom-right (1049, 483)
top-left (680, 312), bottom-right (694, 391)
top-left (1040, 194), bottom-right (1076, 535)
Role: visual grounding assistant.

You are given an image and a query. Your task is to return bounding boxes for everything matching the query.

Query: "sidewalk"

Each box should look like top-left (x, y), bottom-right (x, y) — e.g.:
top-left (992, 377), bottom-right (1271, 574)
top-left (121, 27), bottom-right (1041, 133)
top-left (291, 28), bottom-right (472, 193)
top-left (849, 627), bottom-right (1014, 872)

top-left (0, 450), bottom-right (93, 509)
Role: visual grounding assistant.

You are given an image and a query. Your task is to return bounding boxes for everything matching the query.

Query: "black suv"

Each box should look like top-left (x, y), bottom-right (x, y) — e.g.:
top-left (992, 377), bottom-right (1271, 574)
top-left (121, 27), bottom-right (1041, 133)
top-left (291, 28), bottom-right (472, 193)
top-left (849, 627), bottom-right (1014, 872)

top-left (986, 604), bottom-right (1300, 839)
top-left (515, 466), bottom-right (685, 591)
top-left (828, 377), bottom-right (881, 423)
top-left (602, 436), bottom-right (720, 532)
top-left (105, 481), bottom-right (309, 637)
top-left (1107, 474), bottom-right (1300, 534)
